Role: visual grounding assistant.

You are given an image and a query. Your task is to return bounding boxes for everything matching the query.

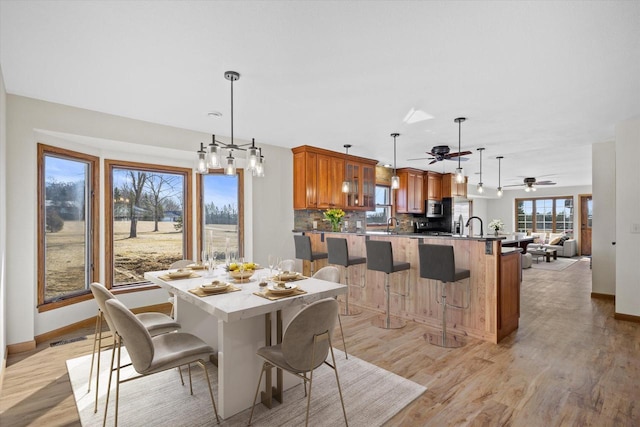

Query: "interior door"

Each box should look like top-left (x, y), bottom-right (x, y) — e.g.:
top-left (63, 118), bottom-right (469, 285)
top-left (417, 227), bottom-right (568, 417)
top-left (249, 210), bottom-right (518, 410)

top-left (580, 194), bottom-right (592, 255)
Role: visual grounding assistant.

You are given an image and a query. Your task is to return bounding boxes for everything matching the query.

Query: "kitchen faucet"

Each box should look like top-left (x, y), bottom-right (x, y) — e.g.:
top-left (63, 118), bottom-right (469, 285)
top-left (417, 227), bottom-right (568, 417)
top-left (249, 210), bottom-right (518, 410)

top-left (387, 217), bottom-right (399, 233)
top-left (465, 216), bottom-right (484, 237)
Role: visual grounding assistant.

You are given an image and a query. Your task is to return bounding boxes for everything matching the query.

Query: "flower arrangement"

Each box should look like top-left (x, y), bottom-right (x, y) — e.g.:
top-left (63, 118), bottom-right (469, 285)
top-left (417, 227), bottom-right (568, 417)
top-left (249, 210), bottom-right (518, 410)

top-left (324, 208), bottom-right (345, 232)
top-left (489, 219), bottom-right (504, 235)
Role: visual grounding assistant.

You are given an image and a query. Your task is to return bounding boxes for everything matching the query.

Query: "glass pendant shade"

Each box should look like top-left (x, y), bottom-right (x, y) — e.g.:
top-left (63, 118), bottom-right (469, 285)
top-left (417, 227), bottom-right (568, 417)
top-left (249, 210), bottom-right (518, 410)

top-left (254, 158), bottom-right (265, 177)
top-left (196, 143), bottom-right (208, 173)
top-left (225, 154), bottom-right (236, 176)
top-left (247, 142), bottom-right (258, 172)
top-left (342, 180), bottom-right (350, 193)
top-left (455, 167), bottom-right (464, 183)
top-left (391, 175), bottom-right (400, 189)
top-left (477, 183), bottom-right (484, 193)
top-left (497, 187), bottom-right (503, 198)
top-left (207, 144), bottom-right (220, 168)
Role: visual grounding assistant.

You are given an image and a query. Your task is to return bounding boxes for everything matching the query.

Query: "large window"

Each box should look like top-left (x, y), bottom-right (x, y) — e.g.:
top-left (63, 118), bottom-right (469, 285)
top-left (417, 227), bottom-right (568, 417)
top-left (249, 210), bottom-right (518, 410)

top-left (516, 196), bottom-right (573, 236)
top-left (367, 185), bottom-right (391, 225)
top-left (198, 170), bottom-right (244, 261)
top-left (37, 144), bottom-right (99, 310)
top-left (105, 160), bottom-right (192, 288)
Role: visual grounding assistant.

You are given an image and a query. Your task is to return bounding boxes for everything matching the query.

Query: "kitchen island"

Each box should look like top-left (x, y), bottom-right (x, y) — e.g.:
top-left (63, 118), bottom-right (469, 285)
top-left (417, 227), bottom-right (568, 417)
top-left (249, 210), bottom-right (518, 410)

top-left (298, 231), bottom-right (521, 344)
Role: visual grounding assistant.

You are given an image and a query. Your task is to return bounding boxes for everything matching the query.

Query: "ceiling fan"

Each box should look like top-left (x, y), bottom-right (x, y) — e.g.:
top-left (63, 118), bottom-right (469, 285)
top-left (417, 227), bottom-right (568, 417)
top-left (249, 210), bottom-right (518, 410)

top-left (408, 145), bottom-right (472, 165)
top-left (504, 177), bottom-right (556, 192)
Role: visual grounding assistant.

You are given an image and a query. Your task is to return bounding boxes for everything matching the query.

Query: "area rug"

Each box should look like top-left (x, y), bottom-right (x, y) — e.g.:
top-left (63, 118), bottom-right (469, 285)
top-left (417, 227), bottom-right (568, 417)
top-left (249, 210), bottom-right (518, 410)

top-left (67, 348), bottom-right (425, 426)
top-left (530, 257), bottom-right (579, 271)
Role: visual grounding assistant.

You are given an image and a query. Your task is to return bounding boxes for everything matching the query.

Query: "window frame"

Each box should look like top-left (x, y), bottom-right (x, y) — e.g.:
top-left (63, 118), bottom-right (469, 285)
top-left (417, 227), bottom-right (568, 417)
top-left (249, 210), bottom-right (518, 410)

top-left (196, 168), bottom-right (245, 259)
top-left (367, 184), bottom-right (391, 225)
top-left (515, 195), bottom-right (574, 235)
top-left (105, 159), bottom-right (193, 290)
top-left (37, 144), bottom-right (100, 312)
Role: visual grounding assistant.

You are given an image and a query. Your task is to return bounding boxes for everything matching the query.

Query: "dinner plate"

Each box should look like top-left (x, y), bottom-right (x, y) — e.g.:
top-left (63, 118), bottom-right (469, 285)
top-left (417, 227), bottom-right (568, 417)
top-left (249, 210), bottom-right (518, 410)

top-left (167, 269), bottom-right (192, 279)
top-left (200, 282), bottom-right (229, 294)
top-left (277, 271), bottom-right (299, 281)
top-left (267, 283), bottom-right (298, 295)
top-left (187, 263), bottom-right (207, 270)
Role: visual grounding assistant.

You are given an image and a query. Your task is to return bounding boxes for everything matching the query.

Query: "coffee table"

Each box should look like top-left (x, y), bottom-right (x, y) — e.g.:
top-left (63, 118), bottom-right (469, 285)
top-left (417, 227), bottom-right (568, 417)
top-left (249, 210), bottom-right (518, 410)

top-left (529, 247), bottom-right (557, 263)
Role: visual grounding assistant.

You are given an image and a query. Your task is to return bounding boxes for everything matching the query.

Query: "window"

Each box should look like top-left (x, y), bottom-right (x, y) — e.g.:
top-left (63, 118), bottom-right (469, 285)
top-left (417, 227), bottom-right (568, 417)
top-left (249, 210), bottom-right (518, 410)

top-left (516, 196), bottom-right (573, 236)
top-left (37, 144), bottom-right (99, 310)
top-left (367, 185), bottom-right (391, 225)
top-left (105, 160), bottom-right (192, 288)
top-left (197, 169), bottom-right (244, 261)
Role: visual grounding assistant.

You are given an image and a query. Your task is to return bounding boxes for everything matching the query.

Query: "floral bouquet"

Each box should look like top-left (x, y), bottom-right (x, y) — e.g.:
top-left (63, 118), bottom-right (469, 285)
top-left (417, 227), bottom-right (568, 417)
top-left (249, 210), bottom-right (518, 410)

top-left (324, 208), bottom-right (345, 232)
top-left (489, 219), bottom-right (504, 235)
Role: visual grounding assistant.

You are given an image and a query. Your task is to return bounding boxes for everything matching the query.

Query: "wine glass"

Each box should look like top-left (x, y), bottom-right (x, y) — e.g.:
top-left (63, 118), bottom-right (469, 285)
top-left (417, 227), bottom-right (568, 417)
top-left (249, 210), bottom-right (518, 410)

top-left (238, 257), bottom-right (245, 283)
top-left (268, 254), bottom-right (276, 277)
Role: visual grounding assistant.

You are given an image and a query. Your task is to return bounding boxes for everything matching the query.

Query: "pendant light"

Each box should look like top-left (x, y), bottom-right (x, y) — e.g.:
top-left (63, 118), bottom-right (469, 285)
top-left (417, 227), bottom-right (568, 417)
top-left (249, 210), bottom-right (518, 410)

top-left (342, 144), bottom-right (352, 193)
top-left (197, 71), bottom-right (265, 177)
top-left (496, 156), bottom-right (504, 198)
top-left (390, 133), bottom-right (400, 190)
top-left (476, 147), bottom-right (484, 193)
top-left (454, 117), bottom-right (466, 184)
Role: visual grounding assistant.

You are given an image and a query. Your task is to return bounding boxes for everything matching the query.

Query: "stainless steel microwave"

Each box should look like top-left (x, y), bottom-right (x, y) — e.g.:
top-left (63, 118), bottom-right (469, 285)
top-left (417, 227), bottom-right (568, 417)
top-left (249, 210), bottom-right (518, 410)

top-left (425, 200), bottom-right (443, 218)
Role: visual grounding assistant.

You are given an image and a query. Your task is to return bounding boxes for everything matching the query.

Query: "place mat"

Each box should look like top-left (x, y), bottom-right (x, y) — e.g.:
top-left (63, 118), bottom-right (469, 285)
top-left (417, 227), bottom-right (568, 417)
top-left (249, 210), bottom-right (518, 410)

top-left (188, 284), bottom-right (241, 297)
top-left (158, 272), bottom-right (201, 281)
top-left (253, 287), bottom-right (307, 301)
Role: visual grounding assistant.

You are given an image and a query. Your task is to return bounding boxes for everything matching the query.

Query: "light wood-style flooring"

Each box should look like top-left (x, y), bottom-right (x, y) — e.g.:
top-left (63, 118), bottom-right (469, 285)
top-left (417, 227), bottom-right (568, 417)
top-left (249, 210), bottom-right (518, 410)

top-left (1, 257), bottom-right (638, 426)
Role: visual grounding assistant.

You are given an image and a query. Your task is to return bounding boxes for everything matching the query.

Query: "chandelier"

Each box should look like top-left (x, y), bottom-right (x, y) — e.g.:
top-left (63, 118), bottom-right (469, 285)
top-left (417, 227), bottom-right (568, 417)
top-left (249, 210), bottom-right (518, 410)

top-left (196, 71), bottom-right (265, 177)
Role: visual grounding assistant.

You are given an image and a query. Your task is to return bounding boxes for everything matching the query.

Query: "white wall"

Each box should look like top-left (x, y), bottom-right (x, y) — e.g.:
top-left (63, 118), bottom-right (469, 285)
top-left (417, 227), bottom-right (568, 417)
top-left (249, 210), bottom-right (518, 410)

top-left (0, 66), bottom-right (7, 372)
top-left (5, 95), bottom-right (293, 344)
top-left (615, 117), bottom-right (640, 316)
top-left (592, 141), bottom-right (616, 295)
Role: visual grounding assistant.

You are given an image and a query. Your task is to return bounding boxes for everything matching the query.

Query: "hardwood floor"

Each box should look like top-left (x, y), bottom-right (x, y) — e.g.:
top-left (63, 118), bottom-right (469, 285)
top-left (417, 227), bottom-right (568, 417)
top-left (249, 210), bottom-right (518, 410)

top-left (1, 257), bottom-right (638, 426)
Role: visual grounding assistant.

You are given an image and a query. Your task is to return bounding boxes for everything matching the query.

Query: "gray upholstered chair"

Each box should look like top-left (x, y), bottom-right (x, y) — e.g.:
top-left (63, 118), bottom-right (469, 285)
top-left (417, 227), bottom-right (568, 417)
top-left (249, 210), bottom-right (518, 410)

top-left (312, 266), bottom-right (349, 358)
top-left (248, 298), bottom-right (347, 427)
top-left (103, 298), bottom-right (219, 426)
top-left (327, 237), bottom-right (366, 316)
top-left (294, 235), bottom-right (328, 275)
top-left (365, 240), bottom-right (411, 329)
top-left (279, 258), bottom-right (297, 273)
top-left (418, 244), bottom-right (470, 348)
top-left (88, 283), bottom-right (180, 413)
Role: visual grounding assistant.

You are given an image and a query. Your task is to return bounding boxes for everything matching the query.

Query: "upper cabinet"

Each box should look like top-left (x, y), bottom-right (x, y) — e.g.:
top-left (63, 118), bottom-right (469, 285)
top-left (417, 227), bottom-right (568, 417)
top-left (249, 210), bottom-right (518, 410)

top-left (292, 146), bottom-right (377, 211)
top-left (425, 172), bottom-right (443, 201)
top-left (396, 168), bottom-right (424, 214)
top-left (442, 173), bottom-right (468, 198)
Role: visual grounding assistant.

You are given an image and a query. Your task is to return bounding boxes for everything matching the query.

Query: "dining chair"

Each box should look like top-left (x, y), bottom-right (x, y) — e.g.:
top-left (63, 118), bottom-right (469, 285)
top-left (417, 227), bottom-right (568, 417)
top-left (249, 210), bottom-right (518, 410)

top-left (248, 298), bottom-right (347, 427)
top-left (168, 259), bottom-right (195, 317)
top-left (280, 258), bottom-right (297, 273)
top-left (88, 283), bottom-right (180, 414)
top-left (103, 298), bottom-right (219, 426)
top-left (312, 266), bottom-right (349, 358)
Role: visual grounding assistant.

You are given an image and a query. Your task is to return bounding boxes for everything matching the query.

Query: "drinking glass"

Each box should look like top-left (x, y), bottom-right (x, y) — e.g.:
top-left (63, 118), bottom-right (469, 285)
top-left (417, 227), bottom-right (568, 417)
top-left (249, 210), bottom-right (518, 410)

top-left (238, 257), bottom-right (245, 282)
top-left (268, 254), bottom-right (276, 277)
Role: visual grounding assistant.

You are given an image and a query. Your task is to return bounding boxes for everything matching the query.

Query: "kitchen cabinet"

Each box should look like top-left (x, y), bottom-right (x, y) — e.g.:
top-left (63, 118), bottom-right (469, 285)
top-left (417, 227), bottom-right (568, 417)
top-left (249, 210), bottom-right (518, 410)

top-left (292, 145), bottom-right (377, 210)
top-left (396, 168), bottom-right (424, 214)
top-left (425, 172), bottom-right (443, 201)
top-left (442, 173), bottom-right (468, 198)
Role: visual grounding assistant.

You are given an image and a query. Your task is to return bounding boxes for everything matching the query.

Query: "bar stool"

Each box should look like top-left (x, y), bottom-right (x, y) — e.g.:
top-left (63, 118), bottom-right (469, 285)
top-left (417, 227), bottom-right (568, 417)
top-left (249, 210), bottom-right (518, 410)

top-left (365, 240), bottom-right (410, 329)
top-left (327, 237), bottom-right (366, 316)
top-left (294, 234), bottom-right (328, 276)
top-left (418, 244), bottom-right (470, 348)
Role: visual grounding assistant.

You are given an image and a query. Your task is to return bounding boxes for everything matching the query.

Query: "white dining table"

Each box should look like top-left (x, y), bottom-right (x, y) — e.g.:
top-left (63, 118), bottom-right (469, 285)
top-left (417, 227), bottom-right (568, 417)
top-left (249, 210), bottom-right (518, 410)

top-left (144, 268), bottom-right (347, 419)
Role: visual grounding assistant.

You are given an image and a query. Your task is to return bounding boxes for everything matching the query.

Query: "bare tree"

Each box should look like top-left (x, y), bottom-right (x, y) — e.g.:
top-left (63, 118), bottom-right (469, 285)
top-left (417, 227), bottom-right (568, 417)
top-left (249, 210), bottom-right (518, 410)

top-left (145, 173), bottom-right (182, 232)
top-left (127, 171), bottom-right (147, 238)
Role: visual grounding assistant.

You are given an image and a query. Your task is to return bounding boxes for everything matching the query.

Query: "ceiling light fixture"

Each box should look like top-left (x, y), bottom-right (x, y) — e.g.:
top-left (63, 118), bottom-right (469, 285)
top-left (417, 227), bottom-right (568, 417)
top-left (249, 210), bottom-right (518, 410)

top-left (197, 71), bottom-right (265, 177)
top-left (342, 144), bottom-right (352, 193)
top-left (454, 117), bottom-right (466, 184)
top-left (496, 156), bottom-right (504, 198)
top-left (390, 133), bottom-right (400, 190)
top-left (476, 147), bottom-right (485, 194)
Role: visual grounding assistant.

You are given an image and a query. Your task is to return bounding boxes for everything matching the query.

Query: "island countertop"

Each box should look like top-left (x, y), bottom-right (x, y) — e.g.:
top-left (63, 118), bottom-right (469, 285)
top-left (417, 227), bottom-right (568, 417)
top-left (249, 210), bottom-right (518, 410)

top-left (293, 229), bottom-right (505, 241)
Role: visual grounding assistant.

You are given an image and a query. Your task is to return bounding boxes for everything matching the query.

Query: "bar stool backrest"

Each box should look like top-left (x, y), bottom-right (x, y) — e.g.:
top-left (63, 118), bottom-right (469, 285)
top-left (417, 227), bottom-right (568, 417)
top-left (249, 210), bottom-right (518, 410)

top-left (419, 244), bottom-right (456, 282)
top-left (294, 235), bottom-right (313, 261)
top-left (327, 238), bottom-right (349, 267)
top-left (365, 240), bottom-right (394, 274)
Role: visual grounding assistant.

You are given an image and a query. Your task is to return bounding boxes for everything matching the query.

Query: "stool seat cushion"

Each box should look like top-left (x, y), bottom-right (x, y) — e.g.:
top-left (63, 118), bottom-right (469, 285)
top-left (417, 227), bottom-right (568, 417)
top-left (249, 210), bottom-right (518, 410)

top-left (453, 267), bottom-right (471, 281)
top-left (393, 261), bottom-right (411, 273)
top-left (347, 256), bottom-right (366, 266)
top-left (310, 251), bottom-right (328, 261)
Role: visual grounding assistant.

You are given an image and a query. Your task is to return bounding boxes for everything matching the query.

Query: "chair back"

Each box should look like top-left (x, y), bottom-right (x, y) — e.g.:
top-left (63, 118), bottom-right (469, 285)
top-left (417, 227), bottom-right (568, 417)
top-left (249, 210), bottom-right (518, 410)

top-left (169, 259), bottom-right (194, 269)
top-left (418, 244), bottom-right (456, 282)
top-left (90, 282), bottom-right (118, 333)
top-left (280, 259), bottom-right (296, 272)
top-left (282, 298), bottom-right (339, 371)
top-left (327, 238), bottom-right (349, 267)
top-left (312, 266), bottom-right (340, 283)
top-left (105, 299), bottom-right (155, 373)
top-left (294, 235), bottom-right (313, 261)
top-left (365, 240), bottom-right (394, 274)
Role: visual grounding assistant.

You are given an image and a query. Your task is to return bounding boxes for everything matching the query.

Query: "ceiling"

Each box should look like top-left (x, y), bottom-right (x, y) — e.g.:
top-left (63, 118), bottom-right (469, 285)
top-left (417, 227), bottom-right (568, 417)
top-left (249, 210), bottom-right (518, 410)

top-left (1, 1), bottom-right (639, 192)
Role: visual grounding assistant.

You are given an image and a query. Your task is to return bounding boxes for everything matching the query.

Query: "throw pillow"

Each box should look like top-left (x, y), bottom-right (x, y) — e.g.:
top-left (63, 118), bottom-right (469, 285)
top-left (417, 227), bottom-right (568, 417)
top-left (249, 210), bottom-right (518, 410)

top-left (549, 235), bottom-right (563, 245)
top-left (557, 236), bottom-right (569, 244)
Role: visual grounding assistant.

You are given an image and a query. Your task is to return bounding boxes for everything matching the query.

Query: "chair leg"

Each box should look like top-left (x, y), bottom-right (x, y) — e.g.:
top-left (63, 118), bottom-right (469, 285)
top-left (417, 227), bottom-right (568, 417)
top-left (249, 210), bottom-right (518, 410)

top-left (188, 363), bottom-right (193, 395)
top-left (199, 361), bottom-right (219, 423)
top-left (103, 337), bottom-right (118, 427)
top-left (328, 339), bottom-right (348, 426)
top-left (427, 281), bottom-right (464, 348)
top-left (93, 312), bottom-right (103, 413)
top-left (336, 313), bottom-right (348, 359)
top-left (341, 266), bottom-right (361, 316)
top-left (88, 311), bottom-right (100, 393)
top-left (248, 362), bottom-right (267, 425)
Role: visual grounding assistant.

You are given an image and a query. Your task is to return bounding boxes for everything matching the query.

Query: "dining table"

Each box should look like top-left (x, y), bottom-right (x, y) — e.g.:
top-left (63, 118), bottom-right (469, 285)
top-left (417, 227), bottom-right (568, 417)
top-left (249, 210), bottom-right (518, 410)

top-left (144, 266), bottom-right (347, 419)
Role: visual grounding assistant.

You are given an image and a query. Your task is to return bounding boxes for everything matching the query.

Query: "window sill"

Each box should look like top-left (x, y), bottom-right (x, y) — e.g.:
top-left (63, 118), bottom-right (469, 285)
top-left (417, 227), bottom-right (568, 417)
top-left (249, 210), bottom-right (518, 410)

top-left (37, 282), bottom-right (161, 312)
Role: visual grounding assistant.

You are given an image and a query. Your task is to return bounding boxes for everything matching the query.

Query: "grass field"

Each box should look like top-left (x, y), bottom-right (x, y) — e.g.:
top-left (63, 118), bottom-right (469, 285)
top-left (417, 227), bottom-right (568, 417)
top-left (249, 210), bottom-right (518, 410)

top-left (44, 220), bottom-right (238, 300)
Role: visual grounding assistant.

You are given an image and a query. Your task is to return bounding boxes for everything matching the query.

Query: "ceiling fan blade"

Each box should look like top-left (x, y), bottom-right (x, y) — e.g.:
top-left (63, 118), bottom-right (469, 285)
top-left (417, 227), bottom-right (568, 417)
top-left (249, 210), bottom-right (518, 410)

top-left (503, 183), bottom-right (524, 187)
top-left (407, 157), bottom-right (432, 161)
top-left (450, 150), bottom-right (473, 157)
top-left (444, 156), bottom-right (470, 162)
top-left (536, 181), bottom-right (556, 185)
top-left (429, 159), bottom-right (438, 165)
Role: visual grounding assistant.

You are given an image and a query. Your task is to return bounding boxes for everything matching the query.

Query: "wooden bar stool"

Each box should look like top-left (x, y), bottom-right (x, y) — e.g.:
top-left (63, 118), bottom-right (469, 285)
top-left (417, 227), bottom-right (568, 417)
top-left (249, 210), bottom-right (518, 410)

top-left (365, 240), bottom-right (410, 329)
top-left (327, 237), bottom-right (366, 316)
top-left (294, 234), bottom-right (328, 276)
top-left (418, 244), bottom-right (470, 348)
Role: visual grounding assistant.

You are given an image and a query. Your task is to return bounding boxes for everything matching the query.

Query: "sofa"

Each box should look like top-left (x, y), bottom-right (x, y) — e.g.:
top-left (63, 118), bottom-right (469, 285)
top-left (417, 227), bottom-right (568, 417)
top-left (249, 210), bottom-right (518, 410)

top-left (528, 232), bottom-right (577, 258)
